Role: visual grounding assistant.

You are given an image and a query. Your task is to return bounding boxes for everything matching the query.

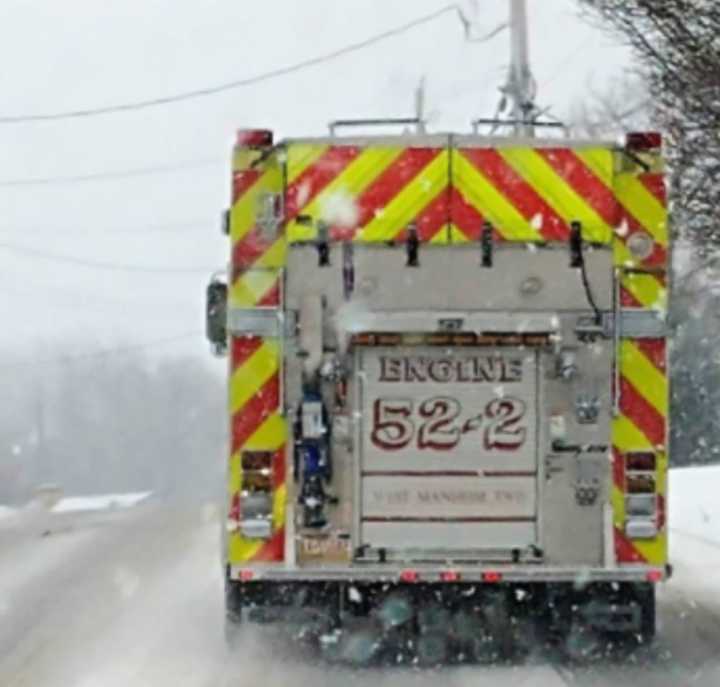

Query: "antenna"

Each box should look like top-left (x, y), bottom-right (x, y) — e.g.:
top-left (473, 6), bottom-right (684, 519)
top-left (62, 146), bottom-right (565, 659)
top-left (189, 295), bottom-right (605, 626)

top-left (506, 0), bottom-right (536, 136)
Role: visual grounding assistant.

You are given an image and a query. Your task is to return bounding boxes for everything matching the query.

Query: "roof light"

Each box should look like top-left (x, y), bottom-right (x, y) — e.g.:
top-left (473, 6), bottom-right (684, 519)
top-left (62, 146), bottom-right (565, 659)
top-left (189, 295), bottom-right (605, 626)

top-left (626, 132), bottom-right (662, 151)
top-left (236, 129), bottom-right (274, 148)
top-left (440, 571), bottom-right (461, 582)
top-left (482, 571), bottom-right (503, 583)
top-left (399, 569), bottom-right (419, 583)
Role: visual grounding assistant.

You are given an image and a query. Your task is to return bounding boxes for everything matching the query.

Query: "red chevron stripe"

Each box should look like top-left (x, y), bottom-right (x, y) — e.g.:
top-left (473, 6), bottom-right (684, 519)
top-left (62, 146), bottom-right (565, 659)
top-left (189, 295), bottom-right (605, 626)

top-left (415, 186), bottom-right (450, 241)
top-left (257, 280), bottom-right (281, 307)
top-left (253, 527), bottom-right (285, 562)
top-left (537, 149), bottom-right (620, 225)
top-left (450, 185), bottom-right (487, 240)
top-left (230, 336), bottom-right (264, 372)
top-left (640, 173), bottom-right (667, 205)
top-left (232, 169), bottom-right (262, 204)
top-left (231, 373), bottom-right (280, 454)
top-left (634, 338), bottom-right (667, 373)
top-left (612, 447), bottom-right (625, 491)
top-left (232, 231), bottom-right (270, 268)
top-left (285, 146), bottom-right (361, 220)
top-left (615, 527), bottom-right (648, 563)
top-left (461, 149), bottom-right (568, 240)
top-left (619, 376), bottom-right (666, 447)
top-left (347, 147), bottom-right (441, 239)
top-left (620, 286), bottom-right (644, 308)
top-left (537, 149), bottom-right (666, 267)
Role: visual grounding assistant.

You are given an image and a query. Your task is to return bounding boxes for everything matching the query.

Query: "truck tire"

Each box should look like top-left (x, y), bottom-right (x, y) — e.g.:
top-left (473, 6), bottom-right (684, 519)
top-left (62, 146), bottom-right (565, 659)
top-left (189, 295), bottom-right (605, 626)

top-left (224, 578), bottom-right (244, 648)
top-left (637, 584), bottom-right (656, 642)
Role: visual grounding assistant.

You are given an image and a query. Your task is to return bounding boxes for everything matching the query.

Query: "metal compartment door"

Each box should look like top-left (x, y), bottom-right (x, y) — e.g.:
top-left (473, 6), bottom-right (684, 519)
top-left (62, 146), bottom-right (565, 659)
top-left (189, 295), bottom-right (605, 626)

top-left (356, 346), bottom-right (539, 555)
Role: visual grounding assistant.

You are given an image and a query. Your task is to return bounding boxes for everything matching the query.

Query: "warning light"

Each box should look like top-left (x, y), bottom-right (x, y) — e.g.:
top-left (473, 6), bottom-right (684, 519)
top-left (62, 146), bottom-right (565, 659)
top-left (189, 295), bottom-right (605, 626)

top-left (482, 571), bottom-right (503, 583)
top-left (440, 571), bottom-right (461, 582)
top-left (399, 569), bottom-right (419, 583)
top-left (646, 569), bottom-right (663, 583)
top-left (626, 132), bottom-right (662, 152)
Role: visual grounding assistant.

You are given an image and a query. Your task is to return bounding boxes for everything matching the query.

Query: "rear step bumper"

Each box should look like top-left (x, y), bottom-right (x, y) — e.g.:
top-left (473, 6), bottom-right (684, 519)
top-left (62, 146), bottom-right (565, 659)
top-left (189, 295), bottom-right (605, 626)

top-left (230, 564), bottom-right (670, 584)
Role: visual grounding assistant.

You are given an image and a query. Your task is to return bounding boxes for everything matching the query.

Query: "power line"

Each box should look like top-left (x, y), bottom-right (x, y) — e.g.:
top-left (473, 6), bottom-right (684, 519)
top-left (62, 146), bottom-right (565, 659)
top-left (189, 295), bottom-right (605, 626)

top-left (0, 241), bottom-right (217, 273)
top-left (0, 331), bottom-right (204, 369)
top-left (0, 158), bottom-right (224, 188)
top-left (0, 5), bottom-right (464, 125)
top-left (0, 218), bottom-right (212, 235)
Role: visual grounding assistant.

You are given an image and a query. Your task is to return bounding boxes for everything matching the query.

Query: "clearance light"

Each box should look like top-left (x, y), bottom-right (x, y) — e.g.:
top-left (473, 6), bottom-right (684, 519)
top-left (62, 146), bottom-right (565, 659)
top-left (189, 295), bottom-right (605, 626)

top-left (399, 570), bottom-right (419, 583)
top-left (646, 570), bottom-right (663, 583)
top-left (440, 571), bottom-right (461, 582)
top-left (482, 571), bottom-right (503, 583)
top-left (626, 132), bottom-right (662, 151)
top-left (239, 569), bottom-right (255, 582)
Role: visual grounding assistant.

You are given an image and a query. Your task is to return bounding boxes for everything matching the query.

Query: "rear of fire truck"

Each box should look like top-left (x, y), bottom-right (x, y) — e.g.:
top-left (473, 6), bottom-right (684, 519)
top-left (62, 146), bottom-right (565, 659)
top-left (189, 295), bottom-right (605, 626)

top-left (206, 127), bottom-right (670, 663)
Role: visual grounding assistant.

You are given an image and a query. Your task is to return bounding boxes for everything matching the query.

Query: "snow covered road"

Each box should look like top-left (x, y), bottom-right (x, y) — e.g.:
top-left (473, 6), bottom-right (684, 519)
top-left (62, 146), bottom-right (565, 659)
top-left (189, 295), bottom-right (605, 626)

top-left (2, 469), bottom-right (720, 686)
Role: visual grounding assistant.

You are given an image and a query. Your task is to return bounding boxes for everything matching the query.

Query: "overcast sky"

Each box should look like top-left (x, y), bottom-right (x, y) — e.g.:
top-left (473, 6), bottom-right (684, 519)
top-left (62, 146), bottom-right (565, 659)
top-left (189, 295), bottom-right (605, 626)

top-left (0, 0), bottom-right (633, 364)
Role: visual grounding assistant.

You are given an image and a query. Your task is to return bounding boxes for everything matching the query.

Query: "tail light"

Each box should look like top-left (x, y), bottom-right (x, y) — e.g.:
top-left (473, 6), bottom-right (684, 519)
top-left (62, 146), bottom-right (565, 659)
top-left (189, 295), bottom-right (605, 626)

top-left (646, 569), bottom-right (664, 583)
top-left (482, 571), bottom-right (503, 583)
top-left (399, 569), bottom-right (419, 583)
top-left (440, 571), bottom-right (461, 582)
top-left (228, 452), bottom-right (275, 540)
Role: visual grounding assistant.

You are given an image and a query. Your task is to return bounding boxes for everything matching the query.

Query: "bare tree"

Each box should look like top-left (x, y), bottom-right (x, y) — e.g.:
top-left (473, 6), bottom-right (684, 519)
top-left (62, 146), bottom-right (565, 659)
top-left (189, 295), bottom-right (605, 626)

top-left (579, 0), bottom-right (720, 255)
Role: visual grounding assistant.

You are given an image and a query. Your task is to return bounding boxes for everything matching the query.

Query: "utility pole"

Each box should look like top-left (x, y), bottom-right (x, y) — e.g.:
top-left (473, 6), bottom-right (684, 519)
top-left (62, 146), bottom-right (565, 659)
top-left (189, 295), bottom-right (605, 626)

top-left (506, 0), bottom-right (536, 136)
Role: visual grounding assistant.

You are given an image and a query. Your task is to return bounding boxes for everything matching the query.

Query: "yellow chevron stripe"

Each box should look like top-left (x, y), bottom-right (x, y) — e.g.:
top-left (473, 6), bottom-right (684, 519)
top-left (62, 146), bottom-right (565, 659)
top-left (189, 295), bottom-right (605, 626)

top-left (287, 146), bottom-right (404, 242)
top-left (615, 239), bottom-right (667, 307)
top-left (244, 412), bottom-right (286, 451)
top-left (621, 341), bottom-right (669, 418)
top-left (448, 224), bottom-right (468, 243)
top-left (229, 239), bottom-right (286, 308)
top-left (230, 164), bottom-right (283, 243)
top-left (286, 144), bottom-right (330, 184)
top-left (272, 484), bottom-right (287, 529)
top-left (358, 151), bottom-right (450, 243)
top-left (229, 340), bottom-right (279, 415)
top-left (499, 148), bottom-right (612, 243)
top-left (613, 414), bottom-right (654, 451)
top-left (229, 534), bottom-right (263, 562)
top-left (573, 148), bottom-right (615, 189)
top-left (615, 173), bottom-right (668, 246)
top-left (453, 152), bottom-right (542, 241)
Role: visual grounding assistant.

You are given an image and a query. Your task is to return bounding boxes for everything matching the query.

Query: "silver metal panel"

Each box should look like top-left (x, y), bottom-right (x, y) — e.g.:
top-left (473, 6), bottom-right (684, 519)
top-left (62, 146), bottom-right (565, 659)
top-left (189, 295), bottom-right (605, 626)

top-left (349, 244), bottom-right (613, 312)
top-left (228, 307), bottom-right (282, 337)
top-left (619, 309), bottom-right (668, 338)
top-left (625, 519), bottom-right (658, 540)
top-left (362, 475), bottom-right (537, 519)
top-left (362, 522), bottom-right (536, 550)
top-left (337, 311), bottom-right (559, 334)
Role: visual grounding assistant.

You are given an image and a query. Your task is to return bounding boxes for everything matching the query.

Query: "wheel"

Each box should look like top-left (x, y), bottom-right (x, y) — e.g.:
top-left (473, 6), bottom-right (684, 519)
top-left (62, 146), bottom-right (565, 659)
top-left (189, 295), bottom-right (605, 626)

top-left (224, 578), bottom-right (244, 648)
top-left (636, 583), bottom-right (656, 642)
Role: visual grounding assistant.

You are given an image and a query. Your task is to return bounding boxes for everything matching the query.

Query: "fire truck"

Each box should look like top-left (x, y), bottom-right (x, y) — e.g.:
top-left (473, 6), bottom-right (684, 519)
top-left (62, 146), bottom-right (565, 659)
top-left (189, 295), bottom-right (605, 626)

top-left (206, 123), bottom-right (670, 663)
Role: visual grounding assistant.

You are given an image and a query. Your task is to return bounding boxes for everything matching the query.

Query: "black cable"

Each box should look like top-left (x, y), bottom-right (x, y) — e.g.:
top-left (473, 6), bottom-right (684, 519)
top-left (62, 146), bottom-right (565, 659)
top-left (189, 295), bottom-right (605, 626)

top-left (0, 6), bottom-right (461, 124)
top-left (0, 331), bottom-right (203, 369)
top-left (0, 159), bottom-right (224, 188)
top-left (0, 241), bottom-right (215, 273)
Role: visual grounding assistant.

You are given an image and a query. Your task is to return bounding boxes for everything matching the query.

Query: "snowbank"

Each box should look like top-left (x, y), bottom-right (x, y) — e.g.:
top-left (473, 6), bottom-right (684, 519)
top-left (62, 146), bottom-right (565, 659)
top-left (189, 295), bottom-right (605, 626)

top-left (0, 505), bottom-right (17, 520)
top-left (669, 465), bottom-right (720, 542)
top-left (51, 491), bottom-right (152, 514)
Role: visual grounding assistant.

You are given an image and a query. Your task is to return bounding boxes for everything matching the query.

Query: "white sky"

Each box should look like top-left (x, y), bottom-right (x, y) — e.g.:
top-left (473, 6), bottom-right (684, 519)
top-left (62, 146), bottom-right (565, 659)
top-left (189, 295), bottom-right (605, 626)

top-left (0, 0), bottom-right (632, 362)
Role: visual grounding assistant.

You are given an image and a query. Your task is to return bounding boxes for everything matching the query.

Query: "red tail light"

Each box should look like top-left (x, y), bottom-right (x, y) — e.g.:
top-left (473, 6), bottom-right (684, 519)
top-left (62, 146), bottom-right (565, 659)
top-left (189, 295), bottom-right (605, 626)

top-left (440, 571), bottom-right (461, 582)
top-left (239, 569), bottom-right (255, 582)
top-left (646, 569), bottom-right (663, 583)
top-left (626, 132), bottom-right (662, 151)
top-left (482, 571), bottom-right (503, 583)
top-left (399, 569), bottom-right (419, 583)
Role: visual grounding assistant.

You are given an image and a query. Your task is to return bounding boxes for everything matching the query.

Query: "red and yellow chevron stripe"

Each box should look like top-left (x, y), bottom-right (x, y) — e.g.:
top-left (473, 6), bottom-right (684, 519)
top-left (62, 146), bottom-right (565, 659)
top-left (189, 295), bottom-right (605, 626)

top-left (227, 131), bottom-right (669, 569)
top-left (227, 134), bottom-right (286, 565)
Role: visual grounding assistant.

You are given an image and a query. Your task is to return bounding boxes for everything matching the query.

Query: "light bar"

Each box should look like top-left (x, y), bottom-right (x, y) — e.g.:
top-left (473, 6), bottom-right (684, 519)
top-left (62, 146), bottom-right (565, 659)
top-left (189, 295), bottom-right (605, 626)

top-left (482, 571), bottom-right (503, 583)
top-left (439, 571), bottom-right (461, 582)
